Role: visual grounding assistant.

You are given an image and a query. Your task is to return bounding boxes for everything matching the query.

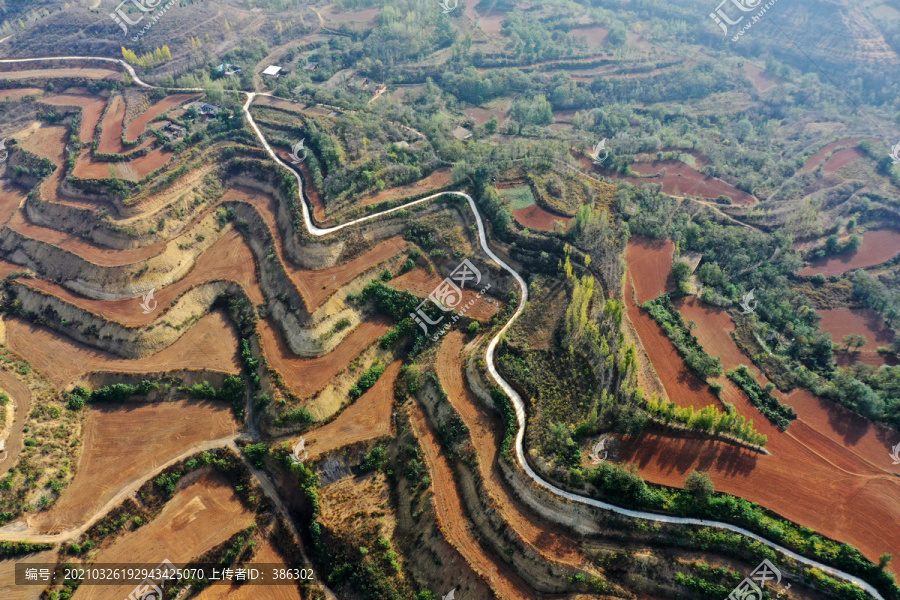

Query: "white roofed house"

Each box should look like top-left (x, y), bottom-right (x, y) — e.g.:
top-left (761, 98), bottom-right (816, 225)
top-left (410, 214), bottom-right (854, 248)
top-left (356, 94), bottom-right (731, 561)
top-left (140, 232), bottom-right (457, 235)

top-left (262, 65), bottom-right (283, 77)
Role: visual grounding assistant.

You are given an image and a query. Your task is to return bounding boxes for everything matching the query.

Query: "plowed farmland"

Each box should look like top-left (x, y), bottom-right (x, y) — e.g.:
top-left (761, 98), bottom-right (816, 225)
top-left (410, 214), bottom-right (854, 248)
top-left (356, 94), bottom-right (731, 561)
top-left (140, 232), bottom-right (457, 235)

top-left (818, 307), bottom-right (895, 365)
top-left (124, 94), bottom-right (198, 142)
top-left (799, 138), bottom-right (872, 173)
top-left (798, 229), bottom-right (900, 275)
top-left (512, 204), bottom-right (572, 232)
top-left (72, 472), bottom-right (255, 600)
top-left (39, 93), bottom-right (105, 142)
top-left (289, 361), bottom-right (400, 461)
top-left (0, 548), bottom-right (56, 600)
top-left (6, 312), bottom-right (240, 388)
top-left (31, 400), bottom-right (239, 533)
top-left (258, 318), bottom-right (391, 398)
top-left (192, 538), bottom-right (303, 600)
top-left (620, 247), bottom-right (900, 564)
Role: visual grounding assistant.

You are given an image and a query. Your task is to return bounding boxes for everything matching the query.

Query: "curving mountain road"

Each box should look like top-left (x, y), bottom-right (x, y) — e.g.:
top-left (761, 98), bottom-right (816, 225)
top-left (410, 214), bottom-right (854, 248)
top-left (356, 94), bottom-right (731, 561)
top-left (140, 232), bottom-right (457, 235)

top-left (0, 56), bottom-right (886, 600)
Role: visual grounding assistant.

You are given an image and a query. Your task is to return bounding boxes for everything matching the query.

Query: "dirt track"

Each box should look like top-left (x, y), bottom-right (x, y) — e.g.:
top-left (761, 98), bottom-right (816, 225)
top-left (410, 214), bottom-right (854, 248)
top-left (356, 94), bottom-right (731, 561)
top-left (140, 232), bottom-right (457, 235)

top-left (31, 400), bottom-right (239, 533)
top-left (0, 370), bottom-right (32, 478)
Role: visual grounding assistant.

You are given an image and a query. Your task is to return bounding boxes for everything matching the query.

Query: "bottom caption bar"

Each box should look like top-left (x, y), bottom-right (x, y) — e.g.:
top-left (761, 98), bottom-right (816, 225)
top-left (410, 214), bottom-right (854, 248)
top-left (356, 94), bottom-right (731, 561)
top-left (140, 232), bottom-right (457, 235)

top-left (16, 561), bottom-right (316, 586)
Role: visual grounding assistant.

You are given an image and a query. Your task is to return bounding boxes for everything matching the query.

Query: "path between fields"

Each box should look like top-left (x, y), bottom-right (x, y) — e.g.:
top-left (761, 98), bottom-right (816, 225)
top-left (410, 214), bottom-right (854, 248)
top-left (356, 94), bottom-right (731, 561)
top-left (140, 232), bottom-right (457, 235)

top-left (0, 56), bottom-right (887, 600)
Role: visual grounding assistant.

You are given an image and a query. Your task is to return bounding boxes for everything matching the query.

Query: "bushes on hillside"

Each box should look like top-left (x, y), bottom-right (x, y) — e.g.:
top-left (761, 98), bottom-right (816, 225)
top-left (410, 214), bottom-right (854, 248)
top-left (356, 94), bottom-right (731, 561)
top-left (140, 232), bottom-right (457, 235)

top-left (727, 365), bottom-right (797, 430)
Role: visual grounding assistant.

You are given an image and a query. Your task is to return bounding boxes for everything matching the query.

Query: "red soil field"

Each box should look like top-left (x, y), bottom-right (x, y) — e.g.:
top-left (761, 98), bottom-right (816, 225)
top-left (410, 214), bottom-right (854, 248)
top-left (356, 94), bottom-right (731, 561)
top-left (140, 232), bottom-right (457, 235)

top-left (569, 26), bottom-right (610, 46)
top-left (358, 168), bottom-right (453, 209)
top-left (289, 361), bottom-right (400, 461)
top-left (824, 147), bottom-right (866, 172)
top-left (409, 402), bottom-right (524, 600)
top-left (18, 229), bottom-right (264, 327)
top-left (800, 137), bottom-right (872, 173)
top-left (73, 145), bottom-right (172, 181)
top-left (40, 93), bottom-right (106, 142)
top-left (742, 62), bottom-right (781, 93)
top-left (73, 472), bottom-right (254, 600)
top-left (31, 399), bottom-right (239, 533)
top-left (0, 181), bottom-right (24, 225)
top-left (390, 268), bottom-right (498, 321)
top-left (818, 307), bottom-right (896, 366)
top-left (625, 160), bottom-right (757, 205)
top-left (0, 370), bottom-right (33, 478)
top-left (818, 308), bottom-right (894, 349)
top-left (0, 88), bottom-right (41, 100)
top-left (296, 161), bottom-right (326, 223)
top-left (6, 311), bottom-right (241, 389)
top-left (437, 332), bottom-right (588, 568)
top-left (512, 204), bottom-right (572, 232)
top-left (96, 95), bottom-right (153, 155)
top-left (124, 94), bottom-right (198, 142)
top-left (798, 229), bottom-right (900, 276)
top-left (464, 106), bottom-right (507, 125)
top-left (0, 68), bottom-right (121, 81)
top-left (626, 237), bottom-right (675, 304)
top-left (193, 538), bottom-right (303, 600)
top-left (258, 317), bottom-right (390, 399)
top-left (620, 268), bottom-right (900, 565)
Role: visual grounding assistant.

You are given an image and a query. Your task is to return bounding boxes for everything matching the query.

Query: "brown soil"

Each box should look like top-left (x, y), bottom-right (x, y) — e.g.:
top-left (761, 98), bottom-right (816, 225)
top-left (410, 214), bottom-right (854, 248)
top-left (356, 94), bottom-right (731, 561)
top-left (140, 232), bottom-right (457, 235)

top-left (320, 4), bottom-right (379, 23)
top-left (357, 168), bottom-right (453, 209)
top-left (626, 237), bottom-right (675, 304)
top-left (464, 106), bottom-right (507, 125)
top-left (296, 161), bottom-right (326, 223)
top-left (512, 204), bottom-right (572, 232)
top-left (569, 26), bottom-right (610, 46)
top-left (17, 229), bottom-right (264, 327)
top-left (32, 400), bottom-right (239, 533)
top-left (0, 548), bottom-right (56, 600)
top-left (624, 160), bottom-right (757, 206)
top-left (408, 402), bottom-right (527, 600)
top-left (798, 229), bottom-right (900, 276)
top-left (0, 88), bottom-right (41, 100)
top-left (619, 252), bottom-right (900, 566)
top-left (0, 68), bottom-right (121, 81)
top-left (72, 472), bottom-right (255, 600)
top-left (125, 94), bottom-right (198, 142)
top-left (0, 370), bottom-right (33, 478)
top-left (73, 146), bottom-right (172, 181)
top-left (389, 268), bottom-right (498, 321)
top-left (799, 138), bottom-right (872, 173)
top-left (824, 147), bottom-right (866, 172)
top-left (39, 94), bottom-right (106, 142)
top-left (437, 332), bottom-right (588, 568)
top-left (193, 538), bottom-right (303, 600)
top-left (6, 311), bottom-right (241, 389)
top-left (818, 307), bottom-right (896, 366)
top-left (742, 62), bottom-right (781, 93)
top-left (258, 317), bottom-right (391, 399)
top-left (96, 95), bottom-right (153, 155)
top-left (290, 361), bottom-right (400, 461)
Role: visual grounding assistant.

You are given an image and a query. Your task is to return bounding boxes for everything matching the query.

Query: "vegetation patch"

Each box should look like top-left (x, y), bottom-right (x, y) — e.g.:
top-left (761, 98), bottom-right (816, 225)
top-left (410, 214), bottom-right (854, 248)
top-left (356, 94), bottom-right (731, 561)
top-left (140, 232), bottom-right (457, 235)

top-left (726, 365), bottom-right (797, 431)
